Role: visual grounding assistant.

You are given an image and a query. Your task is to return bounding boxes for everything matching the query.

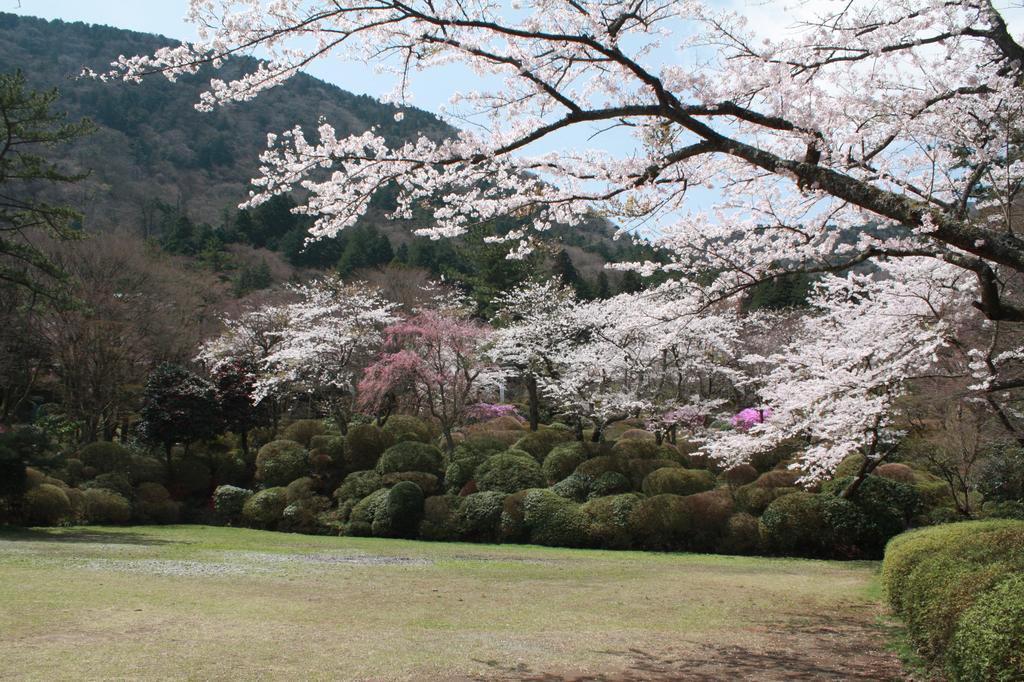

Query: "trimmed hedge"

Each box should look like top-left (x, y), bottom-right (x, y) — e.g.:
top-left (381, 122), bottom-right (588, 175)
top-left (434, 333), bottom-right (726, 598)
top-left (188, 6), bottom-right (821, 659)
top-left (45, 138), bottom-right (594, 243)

top-left (641, 467), bottom-right (715, 497)
top-left (213, 485), bottom-right (253, 521)
top-left (881, 520), bottom-right (1024, 679)
top-left (382, 415), bottom-right (437, 444)
top-left (345, 424), bottom-right (394, 471)
top-left (513, 428), bottom-right (573, 462)
top-left (420, 495), bottom-right (460, 541)
top-left (255, 441), bottom-right (309, 487)
top-left (455, 491), bottom-right (506, 542)
top-left (241, 487), bottom-right (288, 528)
top-left (82, 488), bottom-right (132, 524)
top-left (475, 450), bottom-right (544, 493)
top-left (372, 481), bottom-right (424, 538)
top-left (281, 420), bottom-right (326, 447)
top-left (79, 441), bottom-right (132, 474)
top-left (23, 483), bottom-right (71, 525)
top-left (581, 493), bottom-right (641, 549)
top-left (134, 482), bottom-right (180, 524)
top-left (376, 441), bottom-right (444, 477)
top-left (523, 488), bottom-right (587, 547)
top-left (759, 492), bottom-right (829, 556)
top-left (611, 438), bottom-right (660, 460)
top-left (717, 512), bottom-right (762, 555)
top-left (347, 488), bottom-right (389, 536)
top-left (542, 442), bottom-right (588, 484)
top-left (629, 494), bottom-right (693, 551)
top-left (382, 471), bottom-right (440, 496)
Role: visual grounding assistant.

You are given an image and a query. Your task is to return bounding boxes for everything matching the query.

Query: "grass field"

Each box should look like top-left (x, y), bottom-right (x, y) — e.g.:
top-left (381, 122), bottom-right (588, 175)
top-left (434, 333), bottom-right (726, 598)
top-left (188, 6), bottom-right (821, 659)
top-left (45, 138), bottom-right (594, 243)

top-left (0, 525), bottom-right (905, 681)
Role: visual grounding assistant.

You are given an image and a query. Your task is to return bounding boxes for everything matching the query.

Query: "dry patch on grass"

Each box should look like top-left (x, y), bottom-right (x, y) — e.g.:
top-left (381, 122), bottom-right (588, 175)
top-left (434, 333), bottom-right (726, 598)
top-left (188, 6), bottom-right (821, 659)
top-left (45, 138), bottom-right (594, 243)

top-left (0, 526), bottom-right (905, 681)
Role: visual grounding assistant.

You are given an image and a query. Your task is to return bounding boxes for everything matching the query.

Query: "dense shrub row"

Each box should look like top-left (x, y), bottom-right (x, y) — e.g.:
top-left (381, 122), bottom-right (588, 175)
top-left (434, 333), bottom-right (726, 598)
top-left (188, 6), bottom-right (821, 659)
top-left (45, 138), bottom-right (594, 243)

top-left (881, 520), bottom-right (1024, 681)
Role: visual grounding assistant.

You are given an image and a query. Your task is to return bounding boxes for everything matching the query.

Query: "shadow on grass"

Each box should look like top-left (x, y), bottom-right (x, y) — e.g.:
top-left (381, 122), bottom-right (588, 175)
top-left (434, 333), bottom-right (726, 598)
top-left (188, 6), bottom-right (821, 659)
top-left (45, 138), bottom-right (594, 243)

top-left (0, 526), bottom-right (183, 546)
top-left (473, 609), bottom-right (907, 681)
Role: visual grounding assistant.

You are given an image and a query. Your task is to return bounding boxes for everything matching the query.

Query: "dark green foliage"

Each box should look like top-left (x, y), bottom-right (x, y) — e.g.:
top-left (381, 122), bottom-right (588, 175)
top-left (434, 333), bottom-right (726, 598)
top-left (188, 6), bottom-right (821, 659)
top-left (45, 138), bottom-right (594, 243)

top-left (611, 439), bottom-right (661, 460)
top-left (231, 259), bottom-right (273, 295)
top-left (624, 458), bottom-right (682, 490)
top-left (722, 464), bottom-right (759, 487)
top-left (681, 489), bottom-right (735, 552)
top-left (420, 495), bottom-right (460, 541)
top-left (371, 481), bottom-right (424, 538)
top-left (133, 483), bottom-right (180, 524)
top-left (551, 472), bottom-right (594, 502)
top-left (542, 442), bottom-right (587, 484)
top-left (629, 494), bottom-right (693, 551)
top-left (376, 441), bottom-right (444, 477)
top-left (499, 490), bottom-right (531, 543)
top-left (717, 513), bottom-right (763, 555)
top-left (455, 491), bottom-right (506, 542)
top-left (345, 423), bottom-right (394, 471)
top-left (759, 492), bottom-right (829, 556)
top-left (382, 415), bottom-right (436, 444)
top-left (445, 436), bottom-right (509, 492)
top-left (334, 470), bottom-right (383, 503)
top-left (523, 488), bottom-right (587, 547)
top-left (976, 441), bottom-right (1024, 503)
top-left (84, 472), bottom-right (133, 499)
top-left (822, 475), bottom-right (919, 555)
top-left (741, 272), bottom-right (812, 312)
top-left (382, 471), bottom-right (440, 496)
top-left (734, 484), bottom-right (797, 515)
top-left (128, 455), bottom-right (165, 485)
top-left (139, 363), bottom-right (222, 468)
top-left (575, 455), bottom-right (629, 479)
top-left (213, 485), bottom-right (253, 522)
top-left (589, 471), bottom-right (632, 498)
top-left (241, 487), bottom-right (288, 528)
top-left (285, 477), bottom-right (317, 503)
top-left (581, 494), bottom-right (642, 549)
top-left (513, 428), bottom-right (573, 463)
top-left (82, 488), bottom-right (131, 524)
top-left (0, 446), bottom-right (27, 500)
top-left (347, 488), bottom-right (389, 536)
top-left (281, 420), bottom-right (326, 448)
top-left (23, 483), bottom-right (71, 525)
top-left (874, 462), bottom-right (917, 484)
top-left (833, 453), bottom-right (866, 480)
top-left (475, 450), bottom-right (544, 493)
top-left (79, 442), bottom-right (132, 474)
top-left (641, 468), bottom-right (716, 497)
top-left (255, 440), bottom-right (308, 487)
top-left (947, 574), bottom-right (1024, 682)
top-left (172, 456), bottom-right (213, 497)
top-left (281, 496), bottom-right (331, 534)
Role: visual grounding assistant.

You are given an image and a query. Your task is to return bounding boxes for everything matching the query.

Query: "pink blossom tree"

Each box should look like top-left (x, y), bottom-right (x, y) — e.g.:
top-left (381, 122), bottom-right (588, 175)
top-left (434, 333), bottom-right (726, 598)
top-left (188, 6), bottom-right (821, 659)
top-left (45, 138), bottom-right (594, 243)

top-left (358, 310), bottom-right (501, 451)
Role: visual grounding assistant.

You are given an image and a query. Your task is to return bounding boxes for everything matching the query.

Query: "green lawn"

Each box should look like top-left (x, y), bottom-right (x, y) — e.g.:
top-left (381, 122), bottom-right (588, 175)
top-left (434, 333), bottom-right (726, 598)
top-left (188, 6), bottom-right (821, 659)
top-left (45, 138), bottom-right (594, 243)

top-left (0, 526), bottom-right (905, 680)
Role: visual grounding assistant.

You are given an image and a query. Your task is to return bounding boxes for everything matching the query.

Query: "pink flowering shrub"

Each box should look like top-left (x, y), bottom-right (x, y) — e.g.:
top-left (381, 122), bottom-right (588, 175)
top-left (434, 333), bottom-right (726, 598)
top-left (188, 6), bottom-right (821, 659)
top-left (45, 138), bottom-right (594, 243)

top-left (467, 403), bottom-right (521, 422)
top-left (731, 408), bottom-right (771, 431)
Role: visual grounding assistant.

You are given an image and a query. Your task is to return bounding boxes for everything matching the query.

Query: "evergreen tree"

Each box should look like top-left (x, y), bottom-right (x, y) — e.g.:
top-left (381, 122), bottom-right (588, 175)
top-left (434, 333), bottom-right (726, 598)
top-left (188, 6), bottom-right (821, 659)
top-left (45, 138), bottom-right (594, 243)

top-left (553, 249), bottom-right (580, 286)
top-left (619, 270), bottom-right (643, 294)
top-left (596, 271), bottom-right (611, 299)
top-left (212, 358), bottom-right (268, 460)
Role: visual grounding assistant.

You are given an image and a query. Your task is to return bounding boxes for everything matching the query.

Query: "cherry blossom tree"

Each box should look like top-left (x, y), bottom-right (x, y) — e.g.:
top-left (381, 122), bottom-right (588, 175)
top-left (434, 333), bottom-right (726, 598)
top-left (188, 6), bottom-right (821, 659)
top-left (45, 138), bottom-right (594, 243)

top-left (358, 309), bottom-right (501, 450)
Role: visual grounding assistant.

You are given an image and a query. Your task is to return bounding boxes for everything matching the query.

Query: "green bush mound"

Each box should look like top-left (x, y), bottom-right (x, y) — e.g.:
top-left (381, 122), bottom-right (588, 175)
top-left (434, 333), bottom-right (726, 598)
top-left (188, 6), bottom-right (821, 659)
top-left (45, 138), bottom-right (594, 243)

top-left (444, 437), bottom-right (509, 492)
top-left (629, 494), bottom-right (693, 551)
top-left (551, 472), bottom-right (593, 502)
top-left (833, 453), bottom-right (866, 479)
top-left (281, 420), bottom-right (326, 447)
top-left (717, 512), bottom-right (762, 555)
top-left (681, 489), bottom-right (735, 552)
top-left (642, 467), bottom-right (715, 497)
top-left (23, 483), bottom-right (71, 525)
top-left (455, 491), bottom-right (506, 542)
top-left (255, 440), bottom-right (309, 487)
top-left (603, 419), bottom-right (646, 440)
top-left (64, 488), bottom-right (85, 521)
top-left (241, 487), bottom-right (288, 529)
top-left (581, 493), bottom-right (642, 549)
top-left (285, 477), bottom-right (317, 502)
top-left (947, 574), bottom-right (1024, 682)
top-left (821, 475), bottom-right (919, 557)
top-left (345, 423), bottom-right (394, 471)
top-left (129, 455), bottom-right (165, 485)
top-left (213, 485), bottom-right (253, 521)
top-left (371, 481), bottom-right (424, 538)
top-left (625, 458), bottom-right (682, 489)
top-left (749, 438), bottom-right (805, 473)
top-left (476, 450), bottom-right (544, 493)
top-left (334, 470), bottom-right (383, 503)
top-left (347, 488), bottom-right (390, 537)
top-left (734, 483), bottom-right (797, 515)
top-left (611, 438), bottom-right (661, 460)
top-left (589, 471), bottom-right (632, 498)
top-left (881, 520), bottom-right (1024, 674)
top-left (513, 427), bottom-right (573, 462)
top-left (84, 472), bottom-right (133, 499)
top-left (523, 488), bottom-right (587, 547)
top-left (542, 442), bottom-right (588, 484)
top-left (79, 441), bottom-right (132, 474)
top-left (464, 429), bottom-right (527, 447)
top-left (382, 471), bottom-right (440, 496)
top-left (874, 462), bottom-right (918, 484)
top-left (467, 416), bottom-right (526, 433)
top-left (382, 415), bottom-right (437, 444)
top-left (499, 490), bottom-right (531, 543)
top-left (376, 441), bottom-right (444, 477)
top-left (310, 436), bottom-right (346, 475)
top-left (722, 464), bottom-right (759, 487)
top-left (576, 454), bottom-right (629, 479)
top-left (281, 496), bottom-right (331, 533)
top-left (82, 488), bottom-right (132, 524)
top-left (420, 495), bottom-right (460, 541)
top-left (617, 428), bottom-right (656, 441)
top-left (760, 492), bottom-right (829, 556)
top-left (133, 482), bottom-right (180, 524)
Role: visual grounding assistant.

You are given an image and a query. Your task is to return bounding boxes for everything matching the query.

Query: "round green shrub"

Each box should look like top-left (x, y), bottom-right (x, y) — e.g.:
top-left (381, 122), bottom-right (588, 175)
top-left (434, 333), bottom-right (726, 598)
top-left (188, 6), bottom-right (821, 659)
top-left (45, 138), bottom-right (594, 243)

top-left (79, 442), bottom-right (132, 474)
top-left (611, 438), bottom-right (660, 460)
top-left (372, 481), bottom-right (424, 538)
top-left (618, 428), bottom-right (656, 441)
top-left (59, 458), bottom-right (86, 486)
top-left (345, 423), bottom-right (395, 471)
top-left (641, 468), bottom-right (716, 497)
top-left (629, 494), bottom-right (693, 551)
top-left (468, 416), bottom-right (526, 433)
top-left (82, 488), bottom-right (132, 524)
top-left (581, 493), bottom-right (642, 549)
top-left (734, 483), bottom-right (797, 515)
top-left (722, 464), bottom-right (759, 487)
top-left (947, 574), bottom-right (1024, 682)
top-left (84, 472), bottom-right (133, 499)
top-left (213, 485), bottom-right (253, 521)
top-left (499, 490), bottom-right (531, 543)
top-left (681, 489), bottom-right (735, 552)
top-left (128, 455), bottom-right (165, 485)
top-left (347, 488), bottom-right (389, 536)
top-left (833, 453), bottom-right (866, 479)
top-left (751, 469), bottom-right (800, 489)
top-left (523, 488), bottom-right (587, 547)
top-left (625, 458), bottom-right (682, 489)
top-left (0, 446), bottom-right (27, 499)
top-left (444, 457), bottom-right (483, 494)
top-left (241, 487), bottom-right (288, 528)
top-left (542, 442), bottom-right (588, 484)
top-left (513, 428), bottom-right (573, 462)
top-left (376, 441), bottom-right (444, 477)
top-left (420, 495), bottom-right (460, 541)
top-left (133, 482), bottom-right (180, 524)
top-left (309, 434), bottom-right (335, 452)
top-left (589, 471), bottom-right (632, 498)
top-left (552, 472), bottom-right (593, 502)
top-left (717, 512), bottom-right (762, 555)
top-left (334, 470), bottom-right (383, 503)
top-left (382, 415), bottom-right (437, 444)
top-left (64, 488), bottom-right (85, 521)
top-left (23, 483), bottom-right (71, 525)
top-left (575, 455), bottom-right (629, 479)
top-left (875, 462), bottom-right (917, 484)
top-left (822, 475), bottom-right (918, 554)
top-left (281, 419), bottom-right (326, 447)
top-left (24, 467), bottom-right (44, 489)
top-left (454, 436), bottom-right (509, 461)
top-left (455, 491), bottom-right (506, 542)
top-left (749, 438), bottom-right (804, 472)
top-left (476, 450), bottom-right (544, 493)
top-left (286, 476), bottom-right (317, 503)
top-left (382, 471), bottom-right (439, 495)
top-left (255, 440), bottom-right (309, 487)
top-left (281, 496), bottom-right (330, 533)
top-left (759, 492), bottom-right (829, 556)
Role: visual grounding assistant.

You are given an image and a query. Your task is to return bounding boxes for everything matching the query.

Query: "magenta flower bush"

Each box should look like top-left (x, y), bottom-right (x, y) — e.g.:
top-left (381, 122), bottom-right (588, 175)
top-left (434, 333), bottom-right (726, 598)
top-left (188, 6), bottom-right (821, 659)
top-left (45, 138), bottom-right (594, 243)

top-left (731, 408), bottom-right (771, 431)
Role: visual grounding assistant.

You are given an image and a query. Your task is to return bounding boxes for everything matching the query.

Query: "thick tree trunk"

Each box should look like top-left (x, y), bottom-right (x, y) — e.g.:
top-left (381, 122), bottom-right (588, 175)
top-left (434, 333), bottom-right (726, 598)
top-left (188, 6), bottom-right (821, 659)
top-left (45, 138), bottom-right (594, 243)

top-left (526, 375), bottom-right (540, 432)
top-left (839, 455), bottom-right (883, 499)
